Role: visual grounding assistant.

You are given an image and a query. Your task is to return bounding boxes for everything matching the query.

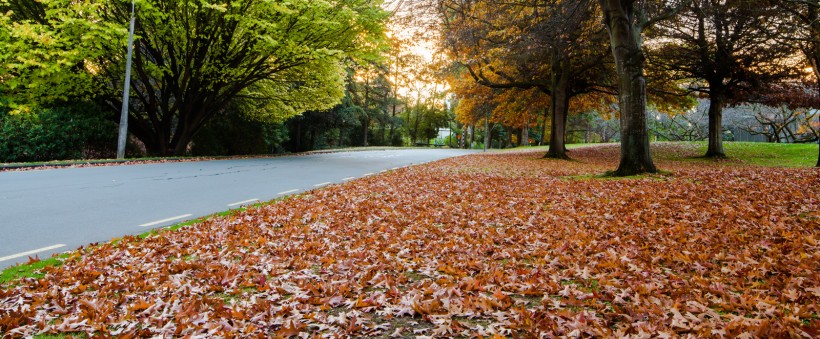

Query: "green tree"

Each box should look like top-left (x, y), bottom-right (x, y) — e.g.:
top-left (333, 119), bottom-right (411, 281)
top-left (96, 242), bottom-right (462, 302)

top-left (349, 63), bottom-right (391, 147)
top-left (1, 0), bottom-right (388, 156)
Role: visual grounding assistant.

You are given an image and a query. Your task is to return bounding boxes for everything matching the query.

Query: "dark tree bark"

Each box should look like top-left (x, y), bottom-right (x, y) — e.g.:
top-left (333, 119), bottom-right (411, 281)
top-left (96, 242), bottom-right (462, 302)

top-left (599, 0), bottom-right (657, 175)
top-left (706, 90), bottom-right (726, 157)
top-left (546, 66), bottom-right (570, 158)
top-left (540, 107), bottom-right (549, 145)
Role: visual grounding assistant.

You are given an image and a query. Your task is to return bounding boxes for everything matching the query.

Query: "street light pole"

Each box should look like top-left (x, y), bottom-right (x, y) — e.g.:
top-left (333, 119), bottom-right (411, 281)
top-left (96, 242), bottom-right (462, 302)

top-left (116, 0), bottom-right (136, 159)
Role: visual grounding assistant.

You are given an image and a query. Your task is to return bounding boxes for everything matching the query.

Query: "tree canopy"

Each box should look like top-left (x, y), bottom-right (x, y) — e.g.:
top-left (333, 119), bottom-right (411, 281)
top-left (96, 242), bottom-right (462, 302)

top-left (438, 0), bottom-right (614, 158)
top-left (651, 0), bottom-right (799, 157)
top-left (0, 0), bottom-right (389, 155)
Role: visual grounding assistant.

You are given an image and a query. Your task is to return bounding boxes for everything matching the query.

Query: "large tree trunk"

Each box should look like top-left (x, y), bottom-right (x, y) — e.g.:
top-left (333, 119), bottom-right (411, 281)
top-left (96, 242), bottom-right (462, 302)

top-left (599, 0), bottom-right (657, 175)
top-left (540, 107), bottom-right (549, 145)
top-left (545, 66), bottom-right (569, 159)
top-left (705, 90), bottom-right (726, 157)
top-left (520, 125), bottom-right (528, 146)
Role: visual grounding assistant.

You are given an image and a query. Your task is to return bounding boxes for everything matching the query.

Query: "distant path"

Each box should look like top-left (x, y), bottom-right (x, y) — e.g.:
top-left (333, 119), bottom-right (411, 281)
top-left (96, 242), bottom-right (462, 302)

top-left (0, 149), bottom-right (476, 268)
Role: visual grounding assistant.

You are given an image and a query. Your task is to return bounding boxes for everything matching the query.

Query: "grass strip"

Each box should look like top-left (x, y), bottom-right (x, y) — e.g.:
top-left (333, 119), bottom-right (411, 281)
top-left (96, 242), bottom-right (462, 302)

top-left (0, 194), bottom-right (301, 287)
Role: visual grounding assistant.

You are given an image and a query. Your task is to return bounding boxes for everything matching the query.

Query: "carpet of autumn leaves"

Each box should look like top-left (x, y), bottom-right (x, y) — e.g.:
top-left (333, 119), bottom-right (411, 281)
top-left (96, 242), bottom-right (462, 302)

top-left (1, 143), bottom-right (818, 338)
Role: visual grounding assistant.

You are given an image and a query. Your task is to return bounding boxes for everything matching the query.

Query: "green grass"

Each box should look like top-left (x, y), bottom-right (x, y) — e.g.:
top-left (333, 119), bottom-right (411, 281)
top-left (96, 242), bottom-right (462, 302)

top-left (713, 142), bottom-right (817, 167)
top-left (0, 254), bottom-right (70, 285)
top-left (666, 141), bottom-right (819, 167)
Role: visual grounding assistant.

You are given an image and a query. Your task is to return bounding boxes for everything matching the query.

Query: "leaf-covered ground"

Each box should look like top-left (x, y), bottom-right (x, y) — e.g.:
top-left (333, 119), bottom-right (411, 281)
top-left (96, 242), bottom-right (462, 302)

top-left (2, 143), bottom-right (818, 337)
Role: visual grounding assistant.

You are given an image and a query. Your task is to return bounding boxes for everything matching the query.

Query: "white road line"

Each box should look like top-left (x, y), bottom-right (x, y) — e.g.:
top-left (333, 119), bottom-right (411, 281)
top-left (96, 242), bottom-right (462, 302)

top-left (313, 182), bottom-right (332, 187)
top-left (0, 244), bottom-right (66, 262)
top-left (139, 214), bottom-right (192, 227)
top-left (277, 189), bottom-right (299, 195)
top-left (342, 177), bottom-right (355, 181)
top-left (363, 172), bottom-right (374, 176)
top-left (227, 198), bottom-right (259, 207)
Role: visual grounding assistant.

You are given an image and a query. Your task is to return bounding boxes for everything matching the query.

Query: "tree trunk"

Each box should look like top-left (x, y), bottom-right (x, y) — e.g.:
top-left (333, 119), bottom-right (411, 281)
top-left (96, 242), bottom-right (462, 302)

top-left (545, 66), bottom-right (569, 159)
top-left (812, 50), bottom-right (820, 167)
top-left (705, 91), bottom-right (726, 157)
top-left (521, 125), bottom-right (528, 146)
top-left (599, 0), bottom-right (657, 175)
top-left (468, 125), bottom-right (474, 149)
top-left (171, 127), bottom-right (194, 156)
top-left (484, 115), bottom-right (490, 150)
top-left (540, 107), bottom-right (549, 146)
top-left (389, 103), bottom-right (397, 144)
top-left (363, 117), bottom-right (369, 147)
top-left (504, 126), bottom-right (514, 148)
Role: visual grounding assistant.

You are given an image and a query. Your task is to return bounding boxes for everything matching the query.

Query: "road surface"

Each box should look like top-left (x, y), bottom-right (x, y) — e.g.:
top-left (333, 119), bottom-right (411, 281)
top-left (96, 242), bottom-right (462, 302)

top-left (0, 149), bottom-right (475, 268)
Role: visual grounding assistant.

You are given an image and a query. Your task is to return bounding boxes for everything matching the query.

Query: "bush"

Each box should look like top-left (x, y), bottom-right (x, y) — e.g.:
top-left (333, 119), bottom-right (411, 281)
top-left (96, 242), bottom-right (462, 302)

top-left (0, 104), bottom-right (116, 162)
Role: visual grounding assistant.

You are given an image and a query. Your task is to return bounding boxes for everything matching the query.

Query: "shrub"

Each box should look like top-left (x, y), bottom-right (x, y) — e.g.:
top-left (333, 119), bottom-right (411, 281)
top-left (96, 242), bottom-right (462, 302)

top-left (0, 104), bottom-right (117, 162)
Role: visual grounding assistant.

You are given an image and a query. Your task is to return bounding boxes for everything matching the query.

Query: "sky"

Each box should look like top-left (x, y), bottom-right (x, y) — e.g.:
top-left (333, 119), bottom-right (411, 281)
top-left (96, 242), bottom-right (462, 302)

top-left (382, 0), bottom-right (448, 101)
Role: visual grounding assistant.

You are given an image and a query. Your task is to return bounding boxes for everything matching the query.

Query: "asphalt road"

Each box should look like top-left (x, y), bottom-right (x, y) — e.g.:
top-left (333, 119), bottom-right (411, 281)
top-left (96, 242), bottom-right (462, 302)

top-left (0, 149), bottom-right (476, 269)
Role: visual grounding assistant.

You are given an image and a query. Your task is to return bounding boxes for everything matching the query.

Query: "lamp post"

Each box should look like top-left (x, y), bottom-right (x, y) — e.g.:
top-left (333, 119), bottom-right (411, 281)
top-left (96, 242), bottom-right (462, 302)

top-left (116, 0), bottom-right (136, 159)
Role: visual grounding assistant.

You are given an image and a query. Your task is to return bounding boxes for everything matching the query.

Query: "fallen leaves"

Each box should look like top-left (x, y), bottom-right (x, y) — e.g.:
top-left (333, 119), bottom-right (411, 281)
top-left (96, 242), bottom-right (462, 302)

top-left (1, 143), bottom-right (818, 337)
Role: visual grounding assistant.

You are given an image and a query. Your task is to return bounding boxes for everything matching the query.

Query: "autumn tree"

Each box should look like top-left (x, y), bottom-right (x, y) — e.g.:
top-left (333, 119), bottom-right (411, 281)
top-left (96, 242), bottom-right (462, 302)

top-left (596, 0), bottom-right (692, 175)
top-left (447, 64), bottom-right (551, 148)
top-left (492, 88), bottom-right (551, 146)
top-left (450, 72), bottom-right (495, 147)
top-left (774, 0), bottom-right (820, 166)
top-left (651, 0), bottom-right (798, 158)
top-left (741, 81), bottom-right (820, 143)
top-left (438, 0), bottom-right (613, 159)
top-left (0, 0), bottom-right (388, 156)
